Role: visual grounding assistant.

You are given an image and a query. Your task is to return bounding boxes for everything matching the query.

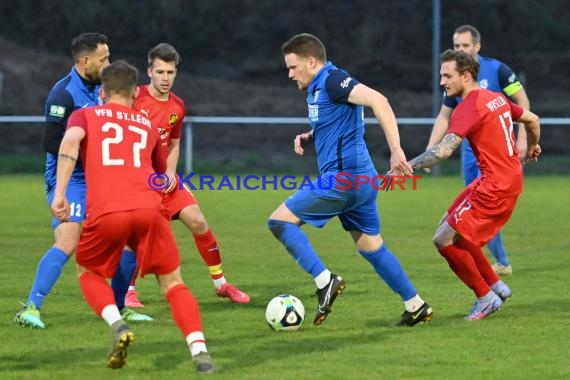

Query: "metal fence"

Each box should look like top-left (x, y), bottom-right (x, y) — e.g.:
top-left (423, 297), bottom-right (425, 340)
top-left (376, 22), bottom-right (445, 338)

top-left (1, 116), bottom-right (569, 173)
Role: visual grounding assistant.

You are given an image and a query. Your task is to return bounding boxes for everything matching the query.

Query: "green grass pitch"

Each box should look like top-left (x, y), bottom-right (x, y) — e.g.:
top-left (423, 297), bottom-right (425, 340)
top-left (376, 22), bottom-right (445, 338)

top-left (0, 175), bottom-right (568, 380)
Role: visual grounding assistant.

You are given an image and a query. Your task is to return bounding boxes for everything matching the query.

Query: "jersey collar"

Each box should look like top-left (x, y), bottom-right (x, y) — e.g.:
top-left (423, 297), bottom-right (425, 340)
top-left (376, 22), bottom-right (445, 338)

top-left (71, 67), bottom-right (99, 92)
top-left (307, 61), bottom-right (333, 93)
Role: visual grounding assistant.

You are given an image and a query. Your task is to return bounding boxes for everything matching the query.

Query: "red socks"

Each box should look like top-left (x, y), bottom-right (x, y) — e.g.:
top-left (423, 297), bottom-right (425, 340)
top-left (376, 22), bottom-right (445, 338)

top-left (166, 284), bottom-right (203, 336)
top-left (79, 272), bottom-right (116, 316)
top-left (458, 237), bottom-right (500, 286)
top-left (438, 243), bottom-right (491, 297)
top-left (193, 229), bottom-right (224, 280)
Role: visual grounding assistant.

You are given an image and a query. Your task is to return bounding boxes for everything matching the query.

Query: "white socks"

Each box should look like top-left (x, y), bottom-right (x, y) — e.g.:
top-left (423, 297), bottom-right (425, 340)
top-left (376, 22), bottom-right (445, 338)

top-left (186, 331), bottom-right (207, 356)
top-left (404, 294), bottom-right (425, 312)
top-left (314, 269), bottom-right (332, 289)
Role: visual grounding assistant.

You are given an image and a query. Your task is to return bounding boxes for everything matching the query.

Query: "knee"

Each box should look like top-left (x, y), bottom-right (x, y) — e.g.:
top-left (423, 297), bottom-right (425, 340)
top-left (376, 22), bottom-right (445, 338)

top-left (433, 233), bottom-right (447, 250)
top-left (182, 208), bottom-right (208, 234)
top-left (191, 214), bottom-right (208, 233)
top-left (267, 219), bottom-right (286, 238)
top-left (54, 238), bottom-right (78, 256)
top-left (157, 270), bottom-right (183, 295)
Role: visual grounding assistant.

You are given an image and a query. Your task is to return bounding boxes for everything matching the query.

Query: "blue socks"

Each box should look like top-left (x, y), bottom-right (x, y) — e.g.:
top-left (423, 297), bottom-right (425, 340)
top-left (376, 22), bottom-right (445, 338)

top-left (26, 247), bottom-right (137, 311)
top-left (268, 219), bottom-right (325, 277)
top-left (27, 247), bottom-right (70, 309)
top-left (111, 250), bottom-right (138, 310)
top-left (268, 219), bottom-right (418, 301)
top-left (487, 231), bottom-right (509, 266)
top-left (359, 244), bottom-right (417, 301)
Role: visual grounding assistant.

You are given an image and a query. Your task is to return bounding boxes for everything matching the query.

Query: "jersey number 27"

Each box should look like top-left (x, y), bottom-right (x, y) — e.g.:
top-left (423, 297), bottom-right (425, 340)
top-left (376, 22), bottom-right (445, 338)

top-left (101, 122), bottom-right (148, 167)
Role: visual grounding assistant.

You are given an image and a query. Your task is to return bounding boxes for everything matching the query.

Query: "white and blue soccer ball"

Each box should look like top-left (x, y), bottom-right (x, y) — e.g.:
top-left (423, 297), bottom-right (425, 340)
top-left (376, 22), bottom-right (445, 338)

top-left (265, 294), bottom-right (305, 331)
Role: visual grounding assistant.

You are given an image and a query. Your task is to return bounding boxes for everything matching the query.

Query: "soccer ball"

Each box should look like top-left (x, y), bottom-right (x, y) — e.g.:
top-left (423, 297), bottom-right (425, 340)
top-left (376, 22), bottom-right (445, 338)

top-left (265, 294), bottom-right (305, 331)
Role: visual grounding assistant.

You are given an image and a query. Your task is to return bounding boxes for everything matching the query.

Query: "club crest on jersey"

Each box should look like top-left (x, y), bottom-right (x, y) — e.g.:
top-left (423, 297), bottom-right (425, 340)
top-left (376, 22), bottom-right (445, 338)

top-left (169, 113), bottom-right (180, 127)
top-left (479, 79), bottom-right (488, 89)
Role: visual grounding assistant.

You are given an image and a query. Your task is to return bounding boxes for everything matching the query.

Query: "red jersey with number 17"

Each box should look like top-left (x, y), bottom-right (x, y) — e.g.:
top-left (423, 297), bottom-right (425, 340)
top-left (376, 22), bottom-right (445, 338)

top-left (67, 103), bottom-right (165, 220)
top-left (448, 88), bottom-right (524, 198)
top-left (133, 85), bottom-right (186, 157)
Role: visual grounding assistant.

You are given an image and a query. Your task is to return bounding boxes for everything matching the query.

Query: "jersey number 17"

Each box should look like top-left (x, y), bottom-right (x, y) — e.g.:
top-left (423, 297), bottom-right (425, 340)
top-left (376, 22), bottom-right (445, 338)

top-left (498, 111), bottom-right (516, 157)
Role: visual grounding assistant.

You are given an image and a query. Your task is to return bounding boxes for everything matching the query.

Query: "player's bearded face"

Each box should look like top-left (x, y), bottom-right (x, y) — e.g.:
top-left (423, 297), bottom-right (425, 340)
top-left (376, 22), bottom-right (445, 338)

top-left (284, 54), bottom-right (312, 91)
top-left (85, 44), bottom-right (110, 84)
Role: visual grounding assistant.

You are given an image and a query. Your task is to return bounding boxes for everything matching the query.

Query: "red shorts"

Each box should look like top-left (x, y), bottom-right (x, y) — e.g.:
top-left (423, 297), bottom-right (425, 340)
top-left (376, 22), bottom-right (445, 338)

top-left (446, 183), bottom-right (519, 246)
top-left (76, 209), bottom-right (180, 278)
top-left (162, 183), bottom-right (197, 219)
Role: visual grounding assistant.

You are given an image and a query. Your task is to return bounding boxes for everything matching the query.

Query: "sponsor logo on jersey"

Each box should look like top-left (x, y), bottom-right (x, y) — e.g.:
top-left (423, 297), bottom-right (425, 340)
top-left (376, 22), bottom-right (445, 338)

top-left (169, 113), bottom-right (180, 127)
top-left (49, 105), bottom-right (66, 117)
top-left (479, 79), bottom-right (488, 89)
top-left (340, 77), bottom-right (352, 88)
top-left (158, 127), bottom-right (170, 142)
top-left (453, 199), bottom-right (473, 223)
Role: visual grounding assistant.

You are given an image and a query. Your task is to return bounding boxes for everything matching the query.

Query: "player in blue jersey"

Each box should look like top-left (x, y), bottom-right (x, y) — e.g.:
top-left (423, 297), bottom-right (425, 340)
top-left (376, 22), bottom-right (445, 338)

top-left (426, 25), bottom-right (531, 276)
top-left (14, 33), bottom-right (150, 329)
top-left (268, 33), bottom-right (433, 327)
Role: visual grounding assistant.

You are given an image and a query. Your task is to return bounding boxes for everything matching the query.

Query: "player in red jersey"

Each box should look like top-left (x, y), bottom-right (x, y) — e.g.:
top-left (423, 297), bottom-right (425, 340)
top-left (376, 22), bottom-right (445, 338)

top-left (405, 50), bottom-right (541, 320)
top-left (117, 43), bottom-right (249, 307)
top-left (50, 60), bottom-right (214, 373)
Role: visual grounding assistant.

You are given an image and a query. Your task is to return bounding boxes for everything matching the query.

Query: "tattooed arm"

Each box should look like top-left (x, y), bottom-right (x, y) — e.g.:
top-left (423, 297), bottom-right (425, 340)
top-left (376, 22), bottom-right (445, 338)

top-left (408, 133), bottom-right (463, 171)
top-left (51, 126), bottom-right (85, 222)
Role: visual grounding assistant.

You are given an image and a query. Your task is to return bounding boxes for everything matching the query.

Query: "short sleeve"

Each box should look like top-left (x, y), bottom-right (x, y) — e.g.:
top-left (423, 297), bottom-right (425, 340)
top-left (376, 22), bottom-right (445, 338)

top-left (443, 94), bottom-right (458, 109)
top-left (497, 63), bottom-right (524, 97)
top-left (170, 104), bottom-right (185, 140)
top-left (45, 88), bottom-right (75, 125)
top-left (507, 97), bottom-right (524, 121)
top-left (67, 108), bottom-right (88, 133)
top-left (448, 102), bottom-right (481, 138)
top-left (325, 70), bottom-right (360, 103)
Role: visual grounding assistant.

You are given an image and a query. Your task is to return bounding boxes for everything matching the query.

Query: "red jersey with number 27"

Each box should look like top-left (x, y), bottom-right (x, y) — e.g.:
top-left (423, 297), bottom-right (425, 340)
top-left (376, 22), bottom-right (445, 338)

top-left (448, 88), bottom-right (524, 198)
top-left (67, 103), bottom-right (165, 220)
top-left (133, 85), bottom-right (186, 157)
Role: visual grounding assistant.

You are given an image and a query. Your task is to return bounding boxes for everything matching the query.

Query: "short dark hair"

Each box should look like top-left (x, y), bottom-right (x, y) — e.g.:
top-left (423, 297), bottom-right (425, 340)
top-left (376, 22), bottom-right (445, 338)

top-left (281, 33), bottom-right (327, 62)
top-left (101, 60), bottom-right (138, 96)
top-left (148, 43), bottom-right (180, 66)
top-left (454, 25), bottom-right (481, 45)
top-left (440, 49), bottom-right (480, 80)
top-left (71, 33), bottom-right (108, 62)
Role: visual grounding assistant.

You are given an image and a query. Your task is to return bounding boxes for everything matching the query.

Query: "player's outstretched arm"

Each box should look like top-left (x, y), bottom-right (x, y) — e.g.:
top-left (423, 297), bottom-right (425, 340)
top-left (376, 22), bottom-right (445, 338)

top-left (347, 83), bottom-right (412, 175)
top-left (408, 133), bottom-right (462, 171)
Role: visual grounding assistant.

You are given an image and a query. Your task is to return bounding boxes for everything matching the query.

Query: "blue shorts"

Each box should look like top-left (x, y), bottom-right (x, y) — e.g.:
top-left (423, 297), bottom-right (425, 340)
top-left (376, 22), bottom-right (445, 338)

top-left (46, 179), bottom-right (86, 229)
top-left (284, 172), bottom-right (381, 235)
top-left (461, 140), bottom-right (481, 186)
